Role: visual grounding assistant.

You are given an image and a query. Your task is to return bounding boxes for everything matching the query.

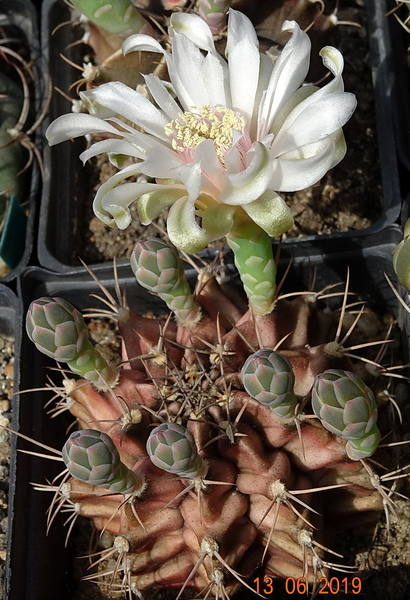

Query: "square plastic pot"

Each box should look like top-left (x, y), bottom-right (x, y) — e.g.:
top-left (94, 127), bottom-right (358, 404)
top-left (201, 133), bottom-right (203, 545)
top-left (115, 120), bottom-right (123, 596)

top-left (0, 0), bottom-right (42, 283)
top-left (6, 223), bottom-right (410, 599)
top-left (37, 0), bottom-right (403, 274)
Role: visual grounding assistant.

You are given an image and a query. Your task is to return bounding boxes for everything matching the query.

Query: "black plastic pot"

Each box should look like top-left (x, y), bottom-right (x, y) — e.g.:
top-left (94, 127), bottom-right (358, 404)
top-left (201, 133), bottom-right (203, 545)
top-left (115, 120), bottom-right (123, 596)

top-left (7, 223), bottom-right (410, 599)
top-left (38, 0), bottom-right (403, 274)
top-left (0, 0), bottom-right (42, 284)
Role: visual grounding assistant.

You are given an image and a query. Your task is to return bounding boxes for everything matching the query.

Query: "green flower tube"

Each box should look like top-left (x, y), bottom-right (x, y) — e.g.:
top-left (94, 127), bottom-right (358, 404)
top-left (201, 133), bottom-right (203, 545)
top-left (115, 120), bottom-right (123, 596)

top-left (226, 218), bottom-right (276, 315)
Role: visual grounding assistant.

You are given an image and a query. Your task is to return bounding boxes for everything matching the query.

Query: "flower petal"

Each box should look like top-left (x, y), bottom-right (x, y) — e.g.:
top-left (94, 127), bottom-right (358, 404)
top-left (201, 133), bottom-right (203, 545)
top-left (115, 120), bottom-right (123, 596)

top-left (169, 11), bottom-right (216, 53)
top-left (171, 32), bottom-right (210, 108)
top-left (140, 144), bottom-right (183, 178)
top-left (171, 162), bottom-right (202, 202)
top-left (80, 139), bottom-right (146, 164)
top-left (92, 163), bottom-right (143, 225)
top-left (122, 33), bottom-right (166, 55)
top-left (272, 92), bottom-right (357, 156)
top-left (221, 142), bottom-right (273, 205)
top-left (167, 196), bottom-right (209, 253)
top-left (250, 52), bottom-right (274, 136)
top-left (319, 46), bottom-right (346, 94)
top-left (270, 45), bottom-right (350, 139)
top-left (194, 139), bottom-right (226, 192)
top-left (227, 10), bottom-right (260, 120)
top-left (270, 137), bottom-right (336, 192)
top-left (242, 191), bottom-right (293, 236)
top-left (257, 20), bottom-right (311, 139)
top-left (86, 82), bottom-right (170, 140)
top-left (203, 51), bottom-right (230, 107)
top-left (144, 74), bottom-right (181, 120)
top-left (202, 204), bottom-right (236, 241)
top-left (138, 188), bottom-right (186, 223)
top-left (226, 9), bottom-right (258, 58)
top-left (45, 113), bottom-right (119, 145)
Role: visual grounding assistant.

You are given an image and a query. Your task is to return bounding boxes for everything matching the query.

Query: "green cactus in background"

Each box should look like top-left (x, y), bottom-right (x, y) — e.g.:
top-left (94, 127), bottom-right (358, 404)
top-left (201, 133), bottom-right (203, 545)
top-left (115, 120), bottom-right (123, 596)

top-left (242, 349), bottom-right (297, 420)
top-left (393, 217), bottom-right (410, 291)
top-left (63, 429), bottom-right (145, 494)
top-left (70, 0), bottom-right (153, 36)
top-left (311, 369), bottom-right (381, 460)
top-left (26, 297), bottom-right (118, 387)
top-left (131, 238), bottom-right (202, 327)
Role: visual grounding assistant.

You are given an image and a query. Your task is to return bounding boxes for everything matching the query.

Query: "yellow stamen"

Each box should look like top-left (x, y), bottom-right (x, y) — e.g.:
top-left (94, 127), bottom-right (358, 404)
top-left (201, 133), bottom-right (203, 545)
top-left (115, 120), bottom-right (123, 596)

top-left (165, 105), bottom-right (246, 164)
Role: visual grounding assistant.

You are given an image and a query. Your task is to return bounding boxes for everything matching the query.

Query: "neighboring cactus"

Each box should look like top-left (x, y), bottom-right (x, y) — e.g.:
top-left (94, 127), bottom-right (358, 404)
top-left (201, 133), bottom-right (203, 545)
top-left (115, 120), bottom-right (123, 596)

top-left (393, 217), bottom-right (410, 290)
top-left (70, 0), bottom-right (153, 37)
top-left (26, 297), bottom-right (118, 387)
top-left (311, 369), bottom-right (381, 460)
top-left (197, 0), bottom-right (233, 34)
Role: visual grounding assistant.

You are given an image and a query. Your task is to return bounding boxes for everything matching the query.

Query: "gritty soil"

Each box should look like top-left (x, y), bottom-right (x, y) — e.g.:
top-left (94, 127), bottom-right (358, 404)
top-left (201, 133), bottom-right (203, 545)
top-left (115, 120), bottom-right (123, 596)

top-left (0, 332), bottom-right (13, 599)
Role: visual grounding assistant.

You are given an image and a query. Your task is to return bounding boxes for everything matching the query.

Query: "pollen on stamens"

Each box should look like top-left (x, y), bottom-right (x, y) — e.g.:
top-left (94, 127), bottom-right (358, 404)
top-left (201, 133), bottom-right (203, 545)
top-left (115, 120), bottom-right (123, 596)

top-left (165, 105), bottom-right (246, 164)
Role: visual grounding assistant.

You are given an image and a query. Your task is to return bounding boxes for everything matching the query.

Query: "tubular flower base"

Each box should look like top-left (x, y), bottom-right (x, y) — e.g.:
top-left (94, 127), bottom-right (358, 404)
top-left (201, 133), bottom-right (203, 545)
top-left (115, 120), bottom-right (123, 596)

top-left (26, 261), bottom-right (400, 599)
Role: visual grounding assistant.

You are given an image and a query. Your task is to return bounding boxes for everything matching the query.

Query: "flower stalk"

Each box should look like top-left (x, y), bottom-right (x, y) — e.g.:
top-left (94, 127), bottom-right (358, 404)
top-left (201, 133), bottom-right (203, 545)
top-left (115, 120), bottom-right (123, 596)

top-left (226, 219), bottom-right (276, 315)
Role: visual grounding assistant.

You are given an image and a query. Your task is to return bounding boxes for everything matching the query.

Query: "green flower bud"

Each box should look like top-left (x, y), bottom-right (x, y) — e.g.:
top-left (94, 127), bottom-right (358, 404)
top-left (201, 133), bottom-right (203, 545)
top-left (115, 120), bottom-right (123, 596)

top-left (146, 422), bottom-right (206, 479)
top-left (312, 369), bottom-right (381, 460)
top-left (26, 297), bottom-right (118, 387)
top-left (62, 429), bottom-right (142, 494)
top-left (131, 238), bottom-right (201, 327)
top-left (242, 349), bottom-right (297, 420)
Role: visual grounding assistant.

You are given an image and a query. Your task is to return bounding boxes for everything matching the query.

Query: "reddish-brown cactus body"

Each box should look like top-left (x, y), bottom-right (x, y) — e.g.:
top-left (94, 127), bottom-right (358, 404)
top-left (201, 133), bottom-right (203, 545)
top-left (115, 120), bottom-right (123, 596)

top-left (58, 272), bottom-right (386, 597)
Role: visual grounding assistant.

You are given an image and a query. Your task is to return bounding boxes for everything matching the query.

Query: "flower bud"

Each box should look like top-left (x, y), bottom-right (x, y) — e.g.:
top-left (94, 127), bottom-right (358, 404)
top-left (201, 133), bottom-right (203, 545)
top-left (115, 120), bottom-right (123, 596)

top-left (312, 369), bottom-right (381, 460)
top-left (242, 349), bottom-right (297, 420)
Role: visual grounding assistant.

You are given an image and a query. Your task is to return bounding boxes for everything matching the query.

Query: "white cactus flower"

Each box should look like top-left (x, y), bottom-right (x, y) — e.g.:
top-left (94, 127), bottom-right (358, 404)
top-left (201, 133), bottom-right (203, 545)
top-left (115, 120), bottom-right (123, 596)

top-left (46, 10), bottom-right (356, 253)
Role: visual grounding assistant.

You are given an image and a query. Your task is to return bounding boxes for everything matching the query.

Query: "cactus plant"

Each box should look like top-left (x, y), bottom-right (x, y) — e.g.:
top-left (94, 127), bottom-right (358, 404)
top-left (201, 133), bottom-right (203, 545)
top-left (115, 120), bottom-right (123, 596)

top-left (24, 238), bottom-right (406, 598)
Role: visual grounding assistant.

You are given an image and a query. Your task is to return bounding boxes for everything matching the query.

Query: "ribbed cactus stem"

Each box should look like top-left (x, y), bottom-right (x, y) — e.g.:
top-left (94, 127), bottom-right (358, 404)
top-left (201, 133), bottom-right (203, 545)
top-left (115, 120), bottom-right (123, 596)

top-left (26, 297), bottom-right (118, 387)
top-left (70, 0), bottom-right (154, 36)
top-left (131, 238), bottom-right (202, 328)
top-left (242, 349), bottom-right (297, 420)
top-left (311, 369), bottom-right (381, 460)
top-left (62, 429), bottom-right (145, 495)
top-left (197, 0), bottom-right (233, 34)
top-left (226, 220), bottom-right (276, 316)
top-left (146, 422), bottom-right (207, 479)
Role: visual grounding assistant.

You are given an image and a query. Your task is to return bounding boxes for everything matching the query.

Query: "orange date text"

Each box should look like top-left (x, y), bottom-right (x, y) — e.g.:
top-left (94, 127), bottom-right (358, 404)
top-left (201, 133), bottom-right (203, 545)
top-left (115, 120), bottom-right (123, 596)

top-left (252, 576), bottom-right (362, 595)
